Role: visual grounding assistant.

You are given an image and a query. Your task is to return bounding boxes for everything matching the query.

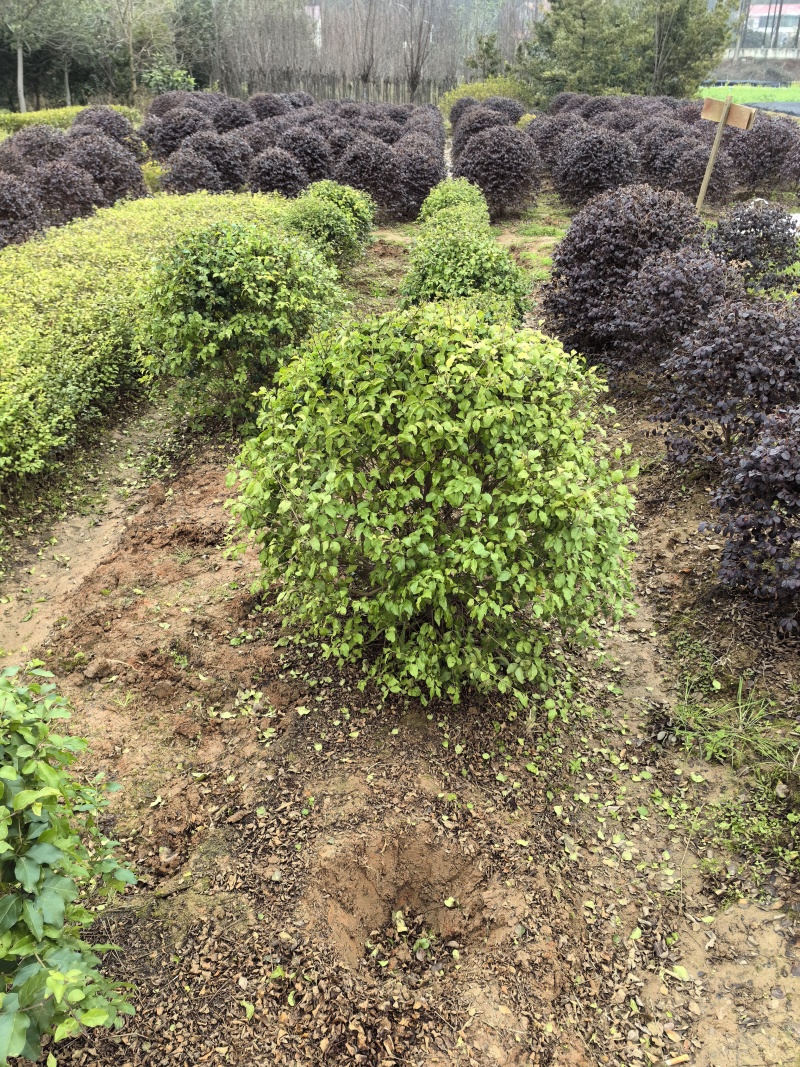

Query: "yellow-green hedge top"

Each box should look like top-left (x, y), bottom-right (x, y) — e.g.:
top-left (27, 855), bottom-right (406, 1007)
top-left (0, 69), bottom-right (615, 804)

top-left (0, 104), bottom-right (141, 133)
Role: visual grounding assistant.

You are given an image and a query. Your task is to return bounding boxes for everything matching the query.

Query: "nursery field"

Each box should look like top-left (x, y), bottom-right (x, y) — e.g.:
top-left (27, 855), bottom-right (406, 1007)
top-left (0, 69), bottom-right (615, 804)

top-left (0, 87), bottom-right (800, 1067)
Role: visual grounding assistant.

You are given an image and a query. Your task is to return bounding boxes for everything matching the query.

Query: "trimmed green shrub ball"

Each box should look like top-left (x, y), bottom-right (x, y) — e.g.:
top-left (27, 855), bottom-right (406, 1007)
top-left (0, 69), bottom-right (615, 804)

top-left (232, 302), bottom-right (636, 703)
top-left (401, 230), bottom-right (529, 320)
top-left (138, 223), bottom-right (343, 421)
top-left (302, 180), bottom-right (376, 244)
top-left (418, 178), bottom-right (489, 224)
top-left (284, 196), bottom-right (362, 264)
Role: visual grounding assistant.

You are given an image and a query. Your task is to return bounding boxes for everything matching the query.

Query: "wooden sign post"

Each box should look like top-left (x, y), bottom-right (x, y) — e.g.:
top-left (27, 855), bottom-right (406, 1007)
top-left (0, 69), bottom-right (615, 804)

top-left (696, 95), bottom-right (757, 211)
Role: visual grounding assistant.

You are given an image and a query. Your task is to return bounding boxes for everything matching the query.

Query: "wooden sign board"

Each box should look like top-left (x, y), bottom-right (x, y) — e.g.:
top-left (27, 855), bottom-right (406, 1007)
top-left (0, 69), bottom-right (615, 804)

top-left (700, 96), bottom-right (757, 131)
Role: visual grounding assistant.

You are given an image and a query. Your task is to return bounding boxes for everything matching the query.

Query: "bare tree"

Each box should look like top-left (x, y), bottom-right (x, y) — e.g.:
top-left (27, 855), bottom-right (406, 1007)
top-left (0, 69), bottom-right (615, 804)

top-left (395, 0), bottom-right (436, 99)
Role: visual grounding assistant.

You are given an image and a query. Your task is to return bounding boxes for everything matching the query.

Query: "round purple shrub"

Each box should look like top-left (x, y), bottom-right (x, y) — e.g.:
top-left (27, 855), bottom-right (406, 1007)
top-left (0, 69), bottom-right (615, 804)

top-left (676, 100), bottom-right (702, 124)
top-left (449, 96), bottom-right (479, 127)
top-left (552, 128), bottom-right (637, 205)
top-left (395, 138), bottom-right (446, 219)
top-left (0, 174), bottom-right (43, 247)
top-left (0, 141), bottom-right (27, 177)
top-left (375, 103), bottom-right (412, 124)
top-left (248, 147), bottom-right (309, 196)
top-left (279, 126), bottom-right (333, 181)
top-left (669, 143), bottom-right (734, 204)
top-left (334, 136), bottom-right (396, 214)
top-left (579, 96), bottom-right (621, 119)
top-left (31, 159), bottom-right (105, 224)
top-left (357, 117), bottom-right (403, 144)
top-left (147, 91), bottom-right (192, 118)
top-left (454, 125), bottom-right (540, 218)
top-left (241, 118), bottom-right (286, 155)
top-left (152, 106), bottom-right (213, 160)
top-left (248, 92), bottom-right (291, 120)
top-left (63, 132), bottom-right (146, 204)
top-left (139, 114), bottom-right (162, 154)
top-left (11, 124), bottom-right (67, 164)
top-left (163, 148), bottom-right (224, 194)
top-left (326, 125), bottom-right (360, 161)
top-left (183, 130), bottom-right (252, 190)
top-left (527, 112), bottom-right (586, 168)
top-left (543, 184), bottom-right (703, 355)
top-left (547, 92), bottom-right (589, 114)
top-left (730, 115), bottom-right (800, 190)
top-left (483, 96), bottom-right (526, 123)
top-left (284, 91), bottom-right (315, 109)
top-left (709, 200), bottom-right (800, 285)
top-left (186, 92), bottom-right (227, 117)
top-left (451, 105), bottom-right (511, 161)
top-left (213, 98), bottom-right (255, 133)
top-left (404, 108), bottom-right (446, 150)
top-left (72, 105), bottom-right (134, 145)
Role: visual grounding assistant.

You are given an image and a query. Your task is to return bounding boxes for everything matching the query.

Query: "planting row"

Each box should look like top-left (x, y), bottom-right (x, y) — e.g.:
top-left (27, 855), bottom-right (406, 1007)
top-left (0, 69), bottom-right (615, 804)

top-left (0, 182), bottom-right (373, 485)
top-left (543, 182), bottom-right (800, 624)
top-left (449, 89), bottom-right (800, 213)
top-left (0, 91), bottom-right (445, 251)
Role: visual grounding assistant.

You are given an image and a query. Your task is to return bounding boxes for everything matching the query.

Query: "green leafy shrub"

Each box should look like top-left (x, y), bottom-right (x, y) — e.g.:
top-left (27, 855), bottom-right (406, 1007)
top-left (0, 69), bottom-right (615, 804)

top-left (284, 197), bottom-right (362, 264)
top-left (301, 180), bottom-right (375, 244)
top-left (417, 177), bottom-right (489, 225)
top-left (139, 224), bottom-right (343, 421)
top-left (0, 666), bottom-right (135, 1064)
top-left (401, 228), bottom-right (529, 320)
top-left (0, 106), bottom-right (140, 135)
top-left (232, 303), bottom-right (635, 703)
top-left (440, 77), bottom-right (536, 121)
top-left (0, 192), bottom-right (291, 487)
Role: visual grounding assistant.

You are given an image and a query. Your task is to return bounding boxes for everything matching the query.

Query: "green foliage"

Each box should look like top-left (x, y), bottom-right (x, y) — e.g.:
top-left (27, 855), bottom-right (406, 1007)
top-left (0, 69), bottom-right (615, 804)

top-left (417, 178), bottom-right (490, 224)
top-left (515, 0), bottom-right (735, 101)
top-left (401, 230), bottom-right (529, 320)
top-left (141, 160), bottom-right (165, 193)
top-left (465, 33), bottom-right (505, 79)
top-left (701, 82), bottom-right (800, 104)
top-left (141, 66), bottom-right (196, 94)
top-left (302, 181), bottom-right (376, 245)
top-left (439, 77), bottom-right (537, 121)
top-left (0, 666), bottom-right (135, 1066)
top-left (232, 302), bottom-right (636, 704)
top-left (0, 192), bottom-right (291, 487)
top-left (284, 197), bottom-right (363, 265)
top-left (139, 223), bottom-right (343, 422)
top-left (0, 106), bottom-right (141, 134)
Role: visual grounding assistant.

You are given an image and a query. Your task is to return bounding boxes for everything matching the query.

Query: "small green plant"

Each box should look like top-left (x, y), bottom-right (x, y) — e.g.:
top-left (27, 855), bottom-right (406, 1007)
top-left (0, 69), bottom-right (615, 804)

top-left (232, 302), bottom-right (636, 704)
top-left (284, 197), bottom-right (362, 265)
top-left (439, 76), bottom-right (536, 121)
top-left (301, 181), bottom-right (376, 245)
top-left (0, 666), bottom-right (135, 1065)
top-left (417, 178), bottom-right (489, 224)
top-left (401, 227), bottom-right (530, 320)
top-left (139, 223), bottom-right (343, 422)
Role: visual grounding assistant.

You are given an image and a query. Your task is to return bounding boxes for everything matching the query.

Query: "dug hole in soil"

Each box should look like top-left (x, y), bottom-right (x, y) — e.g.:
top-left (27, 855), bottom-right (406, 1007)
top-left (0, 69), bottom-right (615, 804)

top-left (0, 236), bottom-right (798, 1067)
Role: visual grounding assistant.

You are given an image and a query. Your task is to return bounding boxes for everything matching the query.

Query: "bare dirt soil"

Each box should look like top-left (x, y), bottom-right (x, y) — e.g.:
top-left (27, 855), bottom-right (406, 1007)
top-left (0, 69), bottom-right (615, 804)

top-left (2, 233), bottom-right (799, 1067)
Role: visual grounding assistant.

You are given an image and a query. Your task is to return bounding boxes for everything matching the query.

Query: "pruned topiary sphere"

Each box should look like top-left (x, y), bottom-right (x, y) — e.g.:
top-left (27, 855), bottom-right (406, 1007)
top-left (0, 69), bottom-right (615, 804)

top-left (451, 105), bottom-right (511, 162)
top-left (0, 174), bottom-right (43, 248)
top-left (231, 302), bottom-right (635, 703)
top-left (10, 124), bottom-right (67, 164)
top-left (526, 113), bottom-right (587, 169)
top-left (279, 126), bottom-right (333, 182)
top-left (395, 139), bottom-right (446, 219)
top-left (551, 127), bottom-right (637, 205)
top-left (248, 147), bottom-right (309, 197)
top-left (183, 130), bottom-right (252, 190)
top-left (213, 98), bottom-right (255, 133)
top-left (30, 160), bottom-right (105, 225)
top-left (730, 115), bottom-right (800, 190)
top-left (151, 106), bottom-right (213, 160)
top-left (357, 116), bottom-right (404, 144)
top-left (668, 142), bottom-right (734, 204)
top-left (326, 125), bottom-right (360, 161)
top-left (162, 148), bottom-right (224, 194)
top-left (543, 183), bottom-right (703, 355)
top-left (147, 91), bottom-right (193, 118)
top-left (139, 223), bottom-right (341, 421)
top-left (453, 125), bottom-right (540, 218)
top-left (0, 141), bottom-right (28, 177)
top-left (63, 133), bottom-right (146, 204)
top-left (72, 105), bottom-right (134, 146)
top-left (334, 136), bottom-right (397, 215)
top-left (448, 96), bottom-right (478, 126)
top-left (284, 195), bottom-right (363, 264)
top-left (548, 92), bottom-right (589, 114)
top-left (418, 177), bottom-right (489, 223)
top-left (483, 96), bottom-right (526, 124)
top-left (284, 91), bottom-right (315, 109)
top-left (248, 92), bottom-right (292, 120)
top-left (241, 118), bottom-right (286, 156)
top-left (303, 180), bottom-right (376, 243)
top-left (709, 200), bottom-right (800, 286)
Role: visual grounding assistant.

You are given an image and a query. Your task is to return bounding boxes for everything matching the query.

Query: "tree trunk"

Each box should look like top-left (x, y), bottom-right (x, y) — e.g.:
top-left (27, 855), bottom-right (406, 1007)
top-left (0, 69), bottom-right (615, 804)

top-left (16, 43), bottom-right (26, 114)
top-left (128, 0), bottom-right (137, 99)
top-left (64, 59), bottom-right (71, 107)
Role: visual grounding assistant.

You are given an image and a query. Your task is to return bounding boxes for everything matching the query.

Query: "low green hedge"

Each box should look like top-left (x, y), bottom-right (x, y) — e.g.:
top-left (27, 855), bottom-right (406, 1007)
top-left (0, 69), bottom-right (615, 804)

top-left (0, 192), bottom-right (291, 485)
top-left (0, 105), bottom-right (141, 133)
top-left (439, 77), bottom-right (536, 122)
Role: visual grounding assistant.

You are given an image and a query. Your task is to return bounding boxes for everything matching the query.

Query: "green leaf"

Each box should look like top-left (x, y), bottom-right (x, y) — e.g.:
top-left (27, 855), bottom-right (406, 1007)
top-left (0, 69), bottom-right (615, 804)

top-left (0, 1010), bottom-right (30, 1061)
top-left (14, 857), bottom-right (41, 894)
top-left (0, 895), bottom-right (22, 934)
top-left (21, 900), bottom-right (43, 942)
top-left (78, 1008), bottom-right (110, 1028)
top-left (12, 789), bottom-right (59, 812)
top-left (25, 843), bottom-right (64, 866)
